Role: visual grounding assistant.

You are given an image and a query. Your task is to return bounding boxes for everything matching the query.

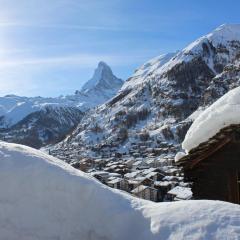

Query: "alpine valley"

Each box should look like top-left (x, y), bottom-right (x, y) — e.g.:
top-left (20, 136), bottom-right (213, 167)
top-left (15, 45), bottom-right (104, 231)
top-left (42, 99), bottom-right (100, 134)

top-left (49, 24), bottom-right (240, 163)
top-left (2, 24), bottom-right (240, 162)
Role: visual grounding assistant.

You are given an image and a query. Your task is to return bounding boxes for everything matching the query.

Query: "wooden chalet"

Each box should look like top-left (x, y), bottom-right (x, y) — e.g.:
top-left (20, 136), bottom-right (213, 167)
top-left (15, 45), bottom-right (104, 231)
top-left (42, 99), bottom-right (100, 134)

top-left (131, 185), bottom-right (159, 202)
top-left (177, 124), bottom-right (240, 204)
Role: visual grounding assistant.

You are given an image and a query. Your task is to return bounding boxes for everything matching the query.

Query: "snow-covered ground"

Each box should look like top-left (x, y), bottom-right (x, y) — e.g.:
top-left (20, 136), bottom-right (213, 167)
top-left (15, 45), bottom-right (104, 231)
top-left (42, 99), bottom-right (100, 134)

top-left (122, 52), bottom-right (175, 90)
top-left (182, 86), bottom-right (240, 152)
top-left (0, 141), bottom-right (239, 240)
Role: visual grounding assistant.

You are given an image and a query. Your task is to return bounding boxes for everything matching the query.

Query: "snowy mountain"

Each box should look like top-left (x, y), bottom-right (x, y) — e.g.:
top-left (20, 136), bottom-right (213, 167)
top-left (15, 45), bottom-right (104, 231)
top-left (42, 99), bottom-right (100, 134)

top-left (0, 141), bottom-right (239, 240)
top-left (81, 61), bottom-right (123, 95)
top-left (0, 106), bottom-right (83, 148)
top-left (0, 62), bottom-right (123, 128)
top-left (51, 24), bottom-right (240, 161)
top-left (0, 62), bottom-right (123, 148)
top-left (0, 95), bottom-right (73, 128)
top-left (74, 61), bottom-right (124, 110)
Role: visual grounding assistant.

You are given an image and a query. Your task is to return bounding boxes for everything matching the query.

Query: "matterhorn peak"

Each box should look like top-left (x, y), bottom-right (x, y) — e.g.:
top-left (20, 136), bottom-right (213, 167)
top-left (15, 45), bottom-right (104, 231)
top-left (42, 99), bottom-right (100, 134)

top-left (80, 61), bottom-right (123, 93)
top-left (98, 61), bottom-right (110, 68)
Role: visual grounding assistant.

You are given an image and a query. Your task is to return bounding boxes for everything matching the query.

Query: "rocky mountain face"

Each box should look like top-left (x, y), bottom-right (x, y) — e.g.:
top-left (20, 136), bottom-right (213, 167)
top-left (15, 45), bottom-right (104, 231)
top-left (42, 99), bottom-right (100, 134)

top-left (0, 106), bottom-right (84, 148)
top-left (50, 24), bottom-right (240, 162)
top-left (0, 62), bottom-right (123, 148)
top-left (74, 61), bottom-right (124, 110)
top-left (0, 62), bottom-right (123, 128)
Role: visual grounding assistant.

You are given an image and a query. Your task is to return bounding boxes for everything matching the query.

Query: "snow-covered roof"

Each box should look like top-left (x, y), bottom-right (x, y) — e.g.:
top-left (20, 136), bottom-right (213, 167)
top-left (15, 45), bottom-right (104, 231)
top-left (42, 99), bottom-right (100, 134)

top-left (131, 185), bottom-right (148, 193)
top-left (175, 152), bottom-right (187, 162)
top-left (141, 167), bottom-right (157, 175)
top-left (124, 171), bottom-right (140, 179)
top-left (0, 141), bottom-right (240, 240)
top-left (167, 186), bottom-right (193, 200)
top-left (108, 178), bottom-right (122, 184)
top-left (131, 185), bottom-right (157, 194)
top-left (154, 181), bottom-right (172, 187)
top-left (89, 171), bottom-right (110, 177)
top-left (182, 86), bottom-right (240, 153)
top-left (145, 172), bottom-right (159, 178)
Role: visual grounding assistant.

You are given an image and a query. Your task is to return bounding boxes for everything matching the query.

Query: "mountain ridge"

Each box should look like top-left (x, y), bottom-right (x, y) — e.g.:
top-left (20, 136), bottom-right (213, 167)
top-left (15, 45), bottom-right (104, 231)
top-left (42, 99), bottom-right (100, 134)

top-left (0, 62), bottom-right (123, 128)
top-left (50, 24), bottom-right (240, 162)
top-left (0, 62), bottom-right (123, 148)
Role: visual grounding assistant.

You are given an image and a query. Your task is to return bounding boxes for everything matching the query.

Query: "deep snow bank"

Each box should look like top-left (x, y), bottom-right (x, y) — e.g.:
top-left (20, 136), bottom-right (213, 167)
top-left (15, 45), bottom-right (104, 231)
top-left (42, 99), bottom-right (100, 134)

top-left (0, 141), bottom-right (239, 240)
top-left (182, 86), bottom-right (240, 152)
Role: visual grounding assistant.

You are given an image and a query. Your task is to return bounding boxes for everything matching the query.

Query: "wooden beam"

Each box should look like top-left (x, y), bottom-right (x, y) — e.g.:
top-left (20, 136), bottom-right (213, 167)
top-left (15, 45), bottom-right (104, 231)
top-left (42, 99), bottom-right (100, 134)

top-left (188, 137), bottom-right (231, 169)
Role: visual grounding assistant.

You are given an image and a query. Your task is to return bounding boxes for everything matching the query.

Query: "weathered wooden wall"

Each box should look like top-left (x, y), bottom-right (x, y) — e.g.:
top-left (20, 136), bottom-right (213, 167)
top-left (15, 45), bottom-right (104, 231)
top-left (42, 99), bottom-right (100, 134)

top-left (184, 140), bottom-right (240, 204)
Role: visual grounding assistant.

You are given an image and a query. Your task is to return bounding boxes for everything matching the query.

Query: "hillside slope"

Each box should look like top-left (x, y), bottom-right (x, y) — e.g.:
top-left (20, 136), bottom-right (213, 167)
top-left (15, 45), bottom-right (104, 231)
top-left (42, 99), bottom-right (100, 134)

top-left (52, 24), bottom-right (240, 161)
top-left (0, 106), bottom-right (84, 148)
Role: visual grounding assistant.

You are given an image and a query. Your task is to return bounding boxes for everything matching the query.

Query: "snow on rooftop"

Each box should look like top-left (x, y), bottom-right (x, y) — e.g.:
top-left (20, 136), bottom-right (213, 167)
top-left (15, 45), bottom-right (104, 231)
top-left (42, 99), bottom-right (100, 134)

top-left (154, 181), bottom-right (172, 187)
top-left (0, 141), bottom-right (240, 239)
top-left (167, 186), bottom-right (193, 200)
top-left (131, 185), bottom-right (148, 193)
top-left (108, 178), bottom-right (122, 184)
top-left (182, 86), bottom-right (240, 153)
top-left (175, 152), bottom-right (187, 162)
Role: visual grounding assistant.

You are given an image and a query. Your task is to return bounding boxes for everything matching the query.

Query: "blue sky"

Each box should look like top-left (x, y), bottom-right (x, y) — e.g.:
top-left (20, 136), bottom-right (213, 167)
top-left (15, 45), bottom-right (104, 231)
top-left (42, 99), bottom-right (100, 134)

top-left (0, 0), bottom-right (239, 97)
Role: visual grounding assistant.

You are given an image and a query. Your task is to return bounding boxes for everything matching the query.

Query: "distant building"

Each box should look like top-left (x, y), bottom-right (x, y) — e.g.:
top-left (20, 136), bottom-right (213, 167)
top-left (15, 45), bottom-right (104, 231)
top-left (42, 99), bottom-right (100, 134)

top-left (167, 186), bottom-right (192, 201)
top-left (131, 185), bottom-right (159, 202)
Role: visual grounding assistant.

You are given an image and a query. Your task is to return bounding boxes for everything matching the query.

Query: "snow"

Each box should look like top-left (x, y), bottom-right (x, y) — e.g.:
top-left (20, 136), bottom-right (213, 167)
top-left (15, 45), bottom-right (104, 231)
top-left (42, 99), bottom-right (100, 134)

top-left (154, 181), bottom-right (172, 187)
top-left (108, 178), bottom-right (122, 184)
top-left (202, 24), bottom-right (240, 46)
top-left (131, 185), bottom-right (148, 193)
top-left (122, 53), bottom-right (175, 90)
top-left (182, 86), bottom-right (240, 153)
top-left (153, 24), bottom-right (240, 77)
top-left (61, 24), bottom-right (240, 162)
top-left (132, 53), bottom-right (176, 79)
top-left (0, 62), bottom-right (123, 127)
top-left (0, 141), bottom-right (240, 239)
top-left (81, 61), bottom-right (122, 93)
top-left (187, 107), bottom-right (206, 121)
top-left (183, 24), bottom-right (240, 54)
top-left (167, 186), bottom-right (192, 200)
top-left (175, 152), bottom-right (187, 162)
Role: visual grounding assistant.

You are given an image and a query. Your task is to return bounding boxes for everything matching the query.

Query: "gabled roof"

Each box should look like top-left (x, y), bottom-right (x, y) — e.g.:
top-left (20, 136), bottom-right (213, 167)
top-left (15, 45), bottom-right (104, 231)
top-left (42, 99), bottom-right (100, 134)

top-left (108, 178), bottom-right (122, 184)
top-left (177, 124), bottom-right (240, 169)
top-left (167, 186), bottom-right (192, 200)
top-left (131, 185), bottom-right (157, 194)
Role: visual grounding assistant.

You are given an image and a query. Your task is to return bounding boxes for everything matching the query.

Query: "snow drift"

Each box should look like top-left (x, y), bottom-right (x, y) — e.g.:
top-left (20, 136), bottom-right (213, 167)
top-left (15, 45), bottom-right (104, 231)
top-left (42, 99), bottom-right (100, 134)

top-left (0, 141), bottom-right (239, 240)
top-left (182, 86), bottom-right (240, 152)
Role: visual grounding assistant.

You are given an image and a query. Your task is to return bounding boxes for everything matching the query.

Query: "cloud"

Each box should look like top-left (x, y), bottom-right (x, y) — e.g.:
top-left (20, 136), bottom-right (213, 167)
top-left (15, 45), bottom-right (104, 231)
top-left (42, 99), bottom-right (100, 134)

top-left (0, 21), bottom-right (156, 33)
top-left (0, 52), bottom-right (148, 69)
top-left (0, 22), bottom-right (117, 31)
top-left (0, 54), bottom-right (105, 68)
